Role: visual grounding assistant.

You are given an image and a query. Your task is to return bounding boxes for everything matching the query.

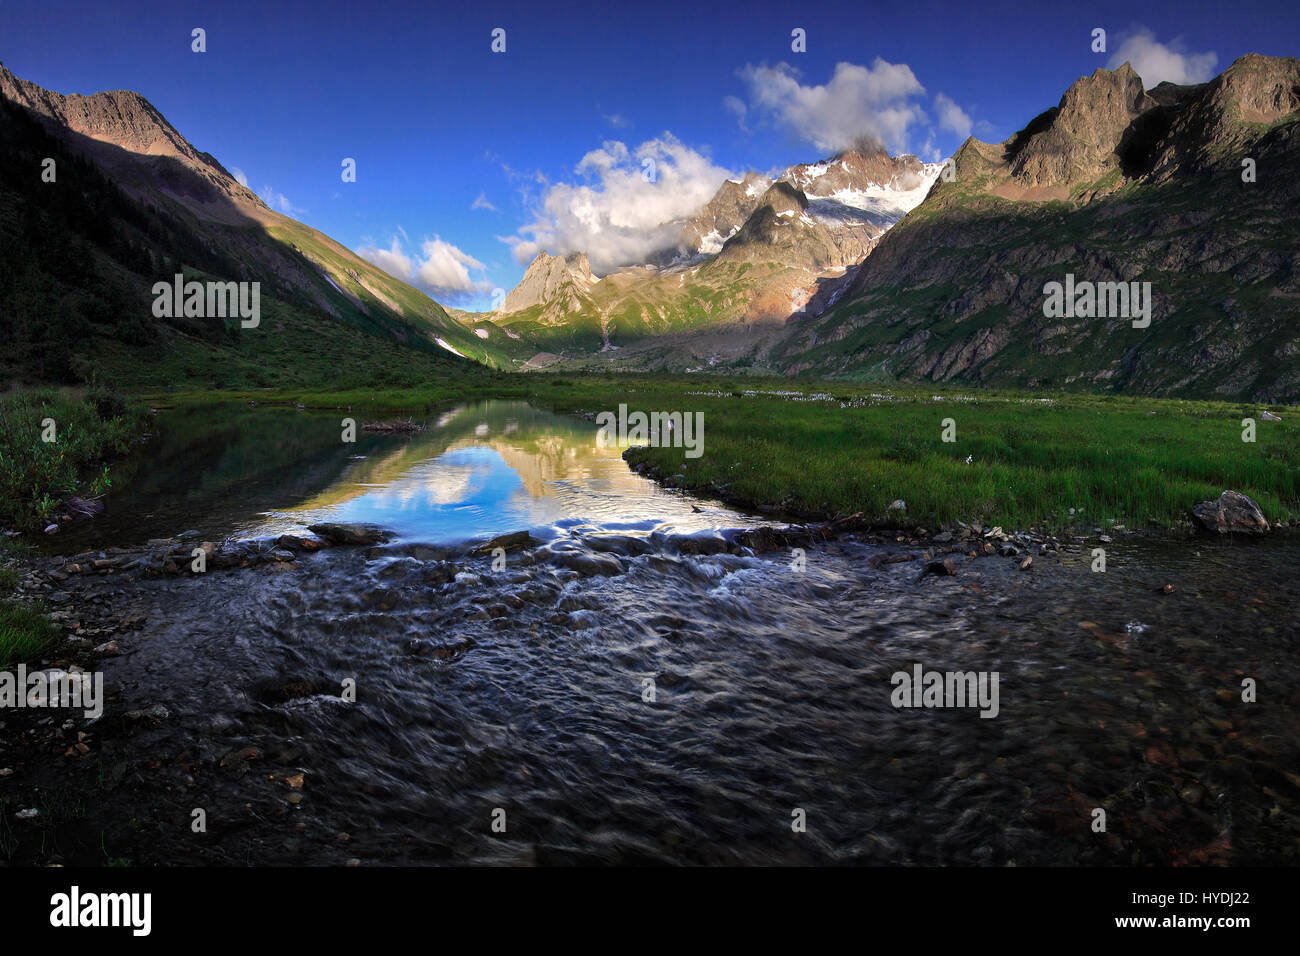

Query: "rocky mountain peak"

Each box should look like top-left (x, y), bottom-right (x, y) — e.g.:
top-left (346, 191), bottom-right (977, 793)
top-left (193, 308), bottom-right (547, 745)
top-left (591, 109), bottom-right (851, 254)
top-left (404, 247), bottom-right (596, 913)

top-left (1007, 63), bottom-right (1157, 189)
top-left (754, 179), bottom-right (808, 215)
top-left (0, 60), bottom-right (258, 223)
top-left (500, 251), bottom-right (596, 313)
top-left (677, 171), bottom-right (772, 256)
top-left (2, 61), bottom-right (206, 167)
top-left (1211, 52), bottom-right (1300, 122)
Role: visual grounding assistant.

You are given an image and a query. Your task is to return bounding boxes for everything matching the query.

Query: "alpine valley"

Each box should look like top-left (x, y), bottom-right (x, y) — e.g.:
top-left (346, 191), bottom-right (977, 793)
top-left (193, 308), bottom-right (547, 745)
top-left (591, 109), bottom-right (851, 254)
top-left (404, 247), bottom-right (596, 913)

top-left (3, 53), bottom-right (1299, 399)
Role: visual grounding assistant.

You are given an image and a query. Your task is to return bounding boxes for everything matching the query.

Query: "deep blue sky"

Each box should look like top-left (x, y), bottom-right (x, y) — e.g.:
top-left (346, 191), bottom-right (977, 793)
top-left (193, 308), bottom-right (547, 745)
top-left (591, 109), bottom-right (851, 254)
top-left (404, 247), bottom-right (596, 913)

top-left (3, 0), bottom-right (1297, 308)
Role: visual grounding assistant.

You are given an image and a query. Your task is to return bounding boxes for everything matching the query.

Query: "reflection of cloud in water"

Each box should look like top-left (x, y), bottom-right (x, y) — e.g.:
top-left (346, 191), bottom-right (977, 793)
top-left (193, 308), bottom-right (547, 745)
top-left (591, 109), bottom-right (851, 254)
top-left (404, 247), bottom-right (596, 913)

top-left (373, 450), bottom-right (493, 509)
top-left (286, 401), bottom-right (752, 543)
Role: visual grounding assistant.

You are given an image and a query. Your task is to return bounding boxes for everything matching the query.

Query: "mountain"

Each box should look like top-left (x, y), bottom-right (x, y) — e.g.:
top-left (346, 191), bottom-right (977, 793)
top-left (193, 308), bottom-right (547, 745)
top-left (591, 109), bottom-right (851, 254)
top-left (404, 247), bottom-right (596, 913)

top-left (487, 147), bottom-right (942, 369)
top-left (0, 63), bottom-right (507, 387)
top-left (775, 54), bottom-right (1300, 400)
top-left (501, 252), bottom-right (598, 314)
top-left (678, 171), bottom-right (771, 255)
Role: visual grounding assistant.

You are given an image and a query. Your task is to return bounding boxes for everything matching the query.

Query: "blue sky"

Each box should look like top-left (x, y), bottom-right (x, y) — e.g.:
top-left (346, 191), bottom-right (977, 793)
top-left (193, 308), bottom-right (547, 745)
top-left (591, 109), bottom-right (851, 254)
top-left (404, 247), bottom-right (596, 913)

top-left (4, 0), bottom-right (1298, 309)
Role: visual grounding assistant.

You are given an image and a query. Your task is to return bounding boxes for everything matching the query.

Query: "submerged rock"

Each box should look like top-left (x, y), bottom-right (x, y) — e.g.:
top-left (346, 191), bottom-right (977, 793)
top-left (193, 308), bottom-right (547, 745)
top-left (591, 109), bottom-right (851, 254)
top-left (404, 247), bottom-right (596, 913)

top-left (549, 550), bottom-right (624, 577)
top-left (920, 557), bottom-right (957, 577)
top-left (1191, 491), bottom-right (1270, 535)
top-left (308, 523), bottom-right (391, 545)
top-left (276, 534), bottom-right (323, 552)
top-left (362, 420), bottom-right (424, 433)
top-left (473, 530), bottom-right (533, 554)
top-left (584, 534), bottom-right (652, 557)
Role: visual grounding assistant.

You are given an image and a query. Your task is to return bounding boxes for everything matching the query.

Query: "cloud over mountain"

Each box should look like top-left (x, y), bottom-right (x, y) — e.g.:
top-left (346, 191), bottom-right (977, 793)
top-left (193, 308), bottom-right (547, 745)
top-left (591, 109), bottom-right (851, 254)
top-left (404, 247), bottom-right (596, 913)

top-left (933, 93), bottom-right (972, 138)
top-left (1108, 28), bottom-right (1218, 87)
top-left (501, 134), bottom-right (731, 274)
top-left (732, 59), bottom-right (928, 154)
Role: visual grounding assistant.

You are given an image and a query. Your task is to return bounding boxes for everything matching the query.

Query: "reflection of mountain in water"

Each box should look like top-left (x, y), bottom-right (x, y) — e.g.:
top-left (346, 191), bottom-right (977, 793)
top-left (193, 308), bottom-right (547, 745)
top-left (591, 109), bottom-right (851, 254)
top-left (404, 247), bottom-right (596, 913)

top-left (54, 399), bottom-right (740, 551)
top-left (284, 401), bottom-right (616, 514)
top-left (272, 400), bottom-right (736, 543)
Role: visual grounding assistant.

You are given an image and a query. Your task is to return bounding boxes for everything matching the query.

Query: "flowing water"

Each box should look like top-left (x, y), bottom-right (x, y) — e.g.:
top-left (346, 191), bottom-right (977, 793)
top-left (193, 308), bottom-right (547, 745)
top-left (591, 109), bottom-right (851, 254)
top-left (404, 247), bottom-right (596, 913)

top-left (35, 401), bottom-right (1300, 865)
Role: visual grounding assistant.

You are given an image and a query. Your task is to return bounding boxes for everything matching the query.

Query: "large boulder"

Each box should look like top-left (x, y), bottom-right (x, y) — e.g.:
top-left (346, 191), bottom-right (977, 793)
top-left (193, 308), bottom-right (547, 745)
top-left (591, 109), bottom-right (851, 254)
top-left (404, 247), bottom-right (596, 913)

top-left (1191, 491), bottom-right (1270, 534)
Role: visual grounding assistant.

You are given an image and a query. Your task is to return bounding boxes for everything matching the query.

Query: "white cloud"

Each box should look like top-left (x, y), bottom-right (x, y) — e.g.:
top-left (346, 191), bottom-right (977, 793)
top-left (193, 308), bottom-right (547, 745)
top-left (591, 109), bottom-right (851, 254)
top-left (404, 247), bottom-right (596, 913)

top-left (603, 113), bottom-right (631, 128)
top-left (357, 235), bottom-right (493, 303)
top-left (231, 166), bottom-right (248, 187)
top-left (260, 184), bottom-right (304, 215)
top-left (500, 134), bottom-right (732, 274)
top-left (722, 95), bottom-right (749, 133)
top-left (933, 93), bottom-right (972, 139)
top-left (1108, 28), bottom-right (1218, 88)
top-left (734, 59), bottom-right (928, 154)
top-left (471, 192), bottom-right (498, 212)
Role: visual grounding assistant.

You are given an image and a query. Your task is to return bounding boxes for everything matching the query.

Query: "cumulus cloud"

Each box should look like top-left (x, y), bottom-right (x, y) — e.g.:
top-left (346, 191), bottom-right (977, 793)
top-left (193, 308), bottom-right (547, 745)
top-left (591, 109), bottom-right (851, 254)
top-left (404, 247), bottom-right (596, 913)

top-left (733, 59), bottom-right (928, 154)
top-left (500, 134), bottom-right (732, 274)
top-left (933, 93), bottom-right (972, 139)
top-left (1108, 28), bottom-right (1218, 88)
top-left (357, 234), bottom-right (493, 303)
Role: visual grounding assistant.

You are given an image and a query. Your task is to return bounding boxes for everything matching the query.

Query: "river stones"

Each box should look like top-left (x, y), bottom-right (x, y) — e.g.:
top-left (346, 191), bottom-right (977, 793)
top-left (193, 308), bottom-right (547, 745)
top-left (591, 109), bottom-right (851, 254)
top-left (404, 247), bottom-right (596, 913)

top-left (920, 557), bottom-right (958, 577)
top-left (548, 550), bottom-right (624, 577)
top-left (1191, 490), bottom-right (1270, 534)
top-left (583, 533), bottom-right (652, 557)
top-left (473, 530), bottom-right (534, 554)
top-left (307, 523), bottom-right (392, 545)
top-left (424, 561), bottom-right (459, 586)
top-left (665, 531), bottom-right (729, 555)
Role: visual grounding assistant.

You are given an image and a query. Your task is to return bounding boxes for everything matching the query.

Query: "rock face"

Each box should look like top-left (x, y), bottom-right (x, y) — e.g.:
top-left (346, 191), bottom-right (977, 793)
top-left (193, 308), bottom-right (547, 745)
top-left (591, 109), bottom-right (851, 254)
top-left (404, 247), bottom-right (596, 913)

top-left (500, 251), bottom-right (596, 314)
top-left (1007, 63), bottom-right (1156, 191)
top-left (679, 171), bottom-right (772, 255)
top-left (1191, 491), bottom-right (1271, 534)
top-left (0, 60), bottom-right (263, 224)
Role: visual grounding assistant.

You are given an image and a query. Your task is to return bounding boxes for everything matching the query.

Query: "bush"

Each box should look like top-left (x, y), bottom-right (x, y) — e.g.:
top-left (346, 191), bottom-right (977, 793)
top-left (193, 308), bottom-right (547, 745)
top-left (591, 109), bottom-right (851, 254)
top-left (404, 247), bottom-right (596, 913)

top-left (0, 388), bottom-right (146, 530)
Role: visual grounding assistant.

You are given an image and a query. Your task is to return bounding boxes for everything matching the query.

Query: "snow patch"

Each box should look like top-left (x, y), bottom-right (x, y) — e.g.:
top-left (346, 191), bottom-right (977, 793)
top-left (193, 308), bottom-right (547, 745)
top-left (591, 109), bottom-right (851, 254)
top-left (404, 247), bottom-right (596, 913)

top-left (434, 337), bottom-right (466, 357)
top-left (473, 327), bottom-right (490, 339)
top-left (806, 162), bottom-right (946, 231)
top-left (698, 229), bottom-right (725, 254)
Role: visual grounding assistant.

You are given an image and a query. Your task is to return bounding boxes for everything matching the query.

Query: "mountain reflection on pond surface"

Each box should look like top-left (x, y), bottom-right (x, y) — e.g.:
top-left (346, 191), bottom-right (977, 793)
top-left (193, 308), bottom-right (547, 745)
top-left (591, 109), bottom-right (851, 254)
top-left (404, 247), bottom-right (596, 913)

top-left (268, 401), bottom-right (736, 543)
top-left (52, 400), bottom-right (738, 551)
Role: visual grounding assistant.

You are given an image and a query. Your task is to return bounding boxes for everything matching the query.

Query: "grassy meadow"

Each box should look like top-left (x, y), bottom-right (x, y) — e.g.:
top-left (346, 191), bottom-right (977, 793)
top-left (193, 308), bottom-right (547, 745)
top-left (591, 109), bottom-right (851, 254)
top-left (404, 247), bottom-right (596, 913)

top-left (142, 375), bottom-right (1298, 533)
